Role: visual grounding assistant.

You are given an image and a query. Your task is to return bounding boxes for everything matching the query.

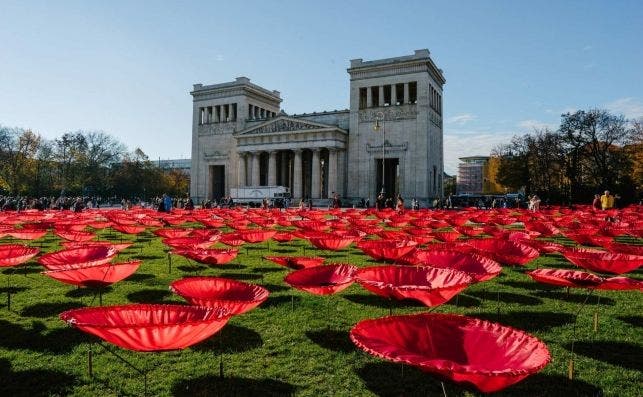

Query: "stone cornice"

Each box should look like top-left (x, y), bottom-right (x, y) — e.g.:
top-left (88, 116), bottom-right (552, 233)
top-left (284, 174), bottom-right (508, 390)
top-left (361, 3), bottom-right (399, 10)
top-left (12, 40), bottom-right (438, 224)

top-left (191, 84), bottom-right (282, 105)
top-left (366, 140), bottom-right (408, 153)
top-left (235, 115), bottom-right (348, 136)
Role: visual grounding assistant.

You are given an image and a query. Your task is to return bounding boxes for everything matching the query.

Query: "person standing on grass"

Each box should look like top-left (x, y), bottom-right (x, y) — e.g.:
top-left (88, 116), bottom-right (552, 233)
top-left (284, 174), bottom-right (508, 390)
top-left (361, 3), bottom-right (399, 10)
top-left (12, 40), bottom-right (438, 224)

top-left (592, 194), bottom-right (601, 210)
top-left (600, 190), bottom-right (615, 210)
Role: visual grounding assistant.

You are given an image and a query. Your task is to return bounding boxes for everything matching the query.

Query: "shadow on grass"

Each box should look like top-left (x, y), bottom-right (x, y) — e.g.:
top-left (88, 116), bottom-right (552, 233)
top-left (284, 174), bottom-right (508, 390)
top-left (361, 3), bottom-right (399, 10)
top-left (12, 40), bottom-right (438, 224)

top-left (471, 311), bottom-right (575, 332)
top-left (218, 264), bottom-right (247, 270)
top-left (260, 295), bottom-right (301, 309)
top-left (616, 315), bottom-right (642, 327)
top-left (270, 248), bottom-right (298, 254)
top-left (0, 358), bottom-right (77, 397)
top-left (0, 286), bottom-right (28, 294)
top-left (343, 294), bottom-right (425, 309)
top-left (0, 319), bottom-right (90, 353)
top-left (3, 265), bottom-right (42, 275)
top-left (176, 265), bottom-right (207, 273)
top-left (192, 324), bottom-right (263, 353)
top-left (356, 362), bottom-right (466, 396)
top-left (126, 289), bottom-right (171, 303)
top-left (125, 273), bottom-right (155, 282)
top-left (134, 254), bottom-right (164, 260)
top-left (498, 280), bottom-right (555, 292)
top-left (172, 375), bottom-right (296, 396)
top-left (251, 267), bottom-right (286, 273)
top-left (262, 284), bottom-right (289, 293)
top-left (65, 286), bottom-right (112, 299)
top-left (563, 341), bottom-right (642, 371)
top-left (467, 290), bottom-right (542, 305)
top-left (532, 291), bottom-right (615, 306)
top-left (219, 273), bottom-right (262, 281)
top-left (494, 373), bottom-right (602, 396)
top-left (443, 293), bottom-right (481, 308)
top-left (306, 329), bottom-right (354, 353)
top-left (21, 301), bottom-right (85, 318)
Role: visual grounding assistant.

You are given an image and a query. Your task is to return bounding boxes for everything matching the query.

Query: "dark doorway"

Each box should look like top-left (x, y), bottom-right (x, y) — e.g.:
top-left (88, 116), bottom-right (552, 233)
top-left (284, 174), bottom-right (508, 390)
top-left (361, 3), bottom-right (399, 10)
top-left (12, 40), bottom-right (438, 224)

top-left (211, 165), bottom-right (225, 200)
top-left (376, 158), bottom-right (399, 197)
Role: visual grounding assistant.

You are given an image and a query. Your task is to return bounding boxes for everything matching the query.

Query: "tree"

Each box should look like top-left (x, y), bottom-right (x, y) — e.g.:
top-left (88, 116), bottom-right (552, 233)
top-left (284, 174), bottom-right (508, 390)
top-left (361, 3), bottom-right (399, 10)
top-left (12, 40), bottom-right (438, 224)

top-left (0, 126), bottom-right (41, 195)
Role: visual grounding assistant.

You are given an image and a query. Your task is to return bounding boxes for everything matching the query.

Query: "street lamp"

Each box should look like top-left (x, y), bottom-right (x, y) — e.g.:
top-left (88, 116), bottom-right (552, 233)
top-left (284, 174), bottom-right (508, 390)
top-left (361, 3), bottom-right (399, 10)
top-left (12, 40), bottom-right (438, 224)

top-left (373, 111), bottom-right (385, 195)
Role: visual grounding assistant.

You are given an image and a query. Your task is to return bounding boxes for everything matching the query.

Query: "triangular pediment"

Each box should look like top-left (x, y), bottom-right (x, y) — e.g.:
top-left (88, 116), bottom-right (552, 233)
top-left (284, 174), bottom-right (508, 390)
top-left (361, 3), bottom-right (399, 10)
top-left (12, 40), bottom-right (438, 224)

top-left (235, 116), bottom-right (345, 136)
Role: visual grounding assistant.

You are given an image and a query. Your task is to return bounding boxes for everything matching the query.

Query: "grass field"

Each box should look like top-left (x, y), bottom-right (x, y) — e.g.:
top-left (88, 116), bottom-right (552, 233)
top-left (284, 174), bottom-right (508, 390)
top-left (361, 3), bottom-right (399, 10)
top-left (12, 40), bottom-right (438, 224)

top-left (0, 212), bottom-right (641, 396)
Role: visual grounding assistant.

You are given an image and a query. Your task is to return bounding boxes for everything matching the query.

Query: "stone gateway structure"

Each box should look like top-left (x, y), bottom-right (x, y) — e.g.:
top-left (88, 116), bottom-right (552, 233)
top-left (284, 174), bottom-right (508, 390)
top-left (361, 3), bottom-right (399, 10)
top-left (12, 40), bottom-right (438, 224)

top-left (190, 49), bottom-right (445, 206)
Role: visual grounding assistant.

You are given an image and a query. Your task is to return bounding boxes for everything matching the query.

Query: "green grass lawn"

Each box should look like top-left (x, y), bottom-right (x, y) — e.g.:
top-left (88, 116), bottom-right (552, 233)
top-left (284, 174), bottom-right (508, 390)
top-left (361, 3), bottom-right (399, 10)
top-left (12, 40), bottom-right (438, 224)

top-left (0, 226), bottom-right (641, 396)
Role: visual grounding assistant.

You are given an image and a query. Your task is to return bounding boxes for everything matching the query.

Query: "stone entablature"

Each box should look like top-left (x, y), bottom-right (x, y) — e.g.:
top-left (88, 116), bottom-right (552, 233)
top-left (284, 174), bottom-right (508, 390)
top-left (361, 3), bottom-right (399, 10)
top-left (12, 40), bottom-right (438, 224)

top-left (358, 104), bottom-right (418, 122)
top-left (348, 49), bottom-right (445, 85)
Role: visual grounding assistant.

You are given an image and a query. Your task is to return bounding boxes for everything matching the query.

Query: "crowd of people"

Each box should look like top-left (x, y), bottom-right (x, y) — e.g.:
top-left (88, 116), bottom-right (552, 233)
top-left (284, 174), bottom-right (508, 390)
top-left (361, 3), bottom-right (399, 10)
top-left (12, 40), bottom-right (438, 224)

top-left (0, 195), bottom-right (102, 211)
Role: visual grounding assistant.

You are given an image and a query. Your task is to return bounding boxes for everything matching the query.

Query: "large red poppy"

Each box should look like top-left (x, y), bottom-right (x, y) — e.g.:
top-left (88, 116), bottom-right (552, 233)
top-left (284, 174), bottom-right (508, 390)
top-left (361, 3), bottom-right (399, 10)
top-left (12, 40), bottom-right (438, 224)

top-left (308, 235), bottom-right (355, 251)
top-left (527, 268), bottom-right (603, 288)
top-left (60, 241), bottom-right (132, 252)
top-left (55, 230), bottom-right (96, 242)
top-left (465, 239), bottom-right (539, 266)
top-left (597, 276), bottom-right (643, 291)
top-left (357, 240), bottom-right (418, 262)
top-left (112, 224), bottom-right (146, 235)
top-left (350, 313), bottom-right (550, 393)
top-left (0, 244), bottom-right (40, 267)
top-left (355, 266), bottom-right (474, 307)
top-left (562, 248), bottom-right (643, 274)
top-left (236, 229), bottom-right (277, 243)
top-left (170, 277), bottom-right (269, 315)
top-left (162, 237), bottom-right (215, 250)
top-left (154, 228), bottom-right (193, 238)
top-left (284, 264), bottom-right (357, 295)
top-left (603, 242), bottom-right (643, 256)
top-left (403, 250), bottom-right (502, 282)
top-left (264, 256), bottom-right (325, 270)
top-left (43, 261), bottom-right (141, 288)
top-left (173, 248), bottom-right (238, 265)
top-left (60, 304), bottom-right (231, 351)
top-left (39, 246), bottom-right (118, 270)
top-left (5, 229), bottom-right (48, 240)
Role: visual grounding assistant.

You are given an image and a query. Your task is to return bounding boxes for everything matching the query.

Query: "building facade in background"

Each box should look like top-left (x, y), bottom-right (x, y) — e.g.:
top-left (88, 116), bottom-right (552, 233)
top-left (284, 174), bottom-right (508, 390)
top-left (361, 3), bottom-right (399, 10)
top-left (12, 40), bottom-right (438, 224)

top-left (456, 155), bottom-right (505, 194)
top-left (190, 50), bottom-right (445, 205)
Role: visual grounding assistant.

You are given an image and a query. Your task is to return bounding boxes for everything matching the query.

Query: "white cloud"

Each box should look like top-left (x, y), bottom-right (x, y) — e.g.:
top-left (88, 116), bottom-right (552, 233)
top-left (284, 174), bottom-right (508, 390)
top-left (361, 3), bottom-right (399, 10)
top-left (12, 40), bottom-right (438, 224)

top-left (443, 130), bottom-right (517, 175)
top-left (605, 97), bottom-right (643, 120)
top-left (582, 45), bottom-right (593, 52)
top-left (517, 119), bottom-right (556, 131)
top-left (446, 113), bottom-right (476, 125)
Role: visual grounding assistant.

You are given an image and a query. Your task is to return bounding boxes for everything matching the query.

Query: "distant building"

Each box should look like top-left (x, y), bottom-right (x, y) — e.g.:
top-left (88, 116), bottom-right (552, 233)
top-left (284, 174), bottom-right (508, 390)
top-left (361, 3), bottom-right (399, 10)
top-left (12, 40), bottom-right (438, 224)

top-left (157, 159), bottom-right (191, 176)
top-left (456, 156), bottom-right (505, 194)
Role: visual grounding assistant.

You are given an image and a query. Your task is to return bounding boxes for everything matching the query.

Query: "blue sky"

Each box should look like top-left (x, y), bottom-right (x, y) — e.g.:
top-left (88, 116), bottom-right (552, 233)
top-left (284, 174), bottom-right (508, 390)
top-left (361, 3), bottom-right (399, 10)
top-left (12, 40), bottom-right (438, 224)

top-left (1, 0), bottom-right (641, 174)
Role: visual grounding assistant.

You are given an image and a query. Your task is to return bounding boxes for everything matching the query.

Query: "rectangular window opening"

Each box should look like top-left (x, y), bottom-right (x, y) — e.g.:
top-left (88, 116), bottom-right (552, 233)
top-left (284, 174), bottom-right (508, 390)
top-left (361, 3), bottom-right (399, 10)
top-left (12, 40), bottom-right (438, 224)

top-left (409, 82), bottom-right (417, 104)
top-left (383, 85), bottom-right (391, 106)
top-left (359, 87), bottom-right (367, 109)
top-left (395, 84), bottom-right (404, 105)
top-left (371, 86), bottom-right (379, 108)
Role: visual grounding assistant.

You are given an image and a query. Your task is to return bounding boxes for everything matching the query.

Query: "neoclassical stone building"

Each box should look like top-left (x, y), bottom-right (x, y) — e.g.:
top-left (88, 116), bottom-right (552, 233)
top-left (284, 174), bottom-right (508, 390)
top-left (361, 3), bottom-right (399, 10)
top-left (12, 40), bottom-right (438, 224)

top-left (190, 49), bottom-right (445, 205)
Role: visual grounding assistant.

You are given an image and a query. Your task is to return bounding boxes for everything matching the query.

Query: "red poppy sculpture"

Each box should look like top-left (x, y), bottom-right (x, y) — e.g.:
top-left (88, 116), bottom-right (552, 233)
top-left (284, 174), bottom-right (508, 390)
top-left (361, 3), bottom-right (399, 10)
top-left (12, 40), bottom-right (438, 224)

top-left (173, 248), bottom-right (238, 266)
top-left (170, 277), bottom-right (269, 315)
top-left (403, 250), bottom-right (502, 282)
top-left (0, 244), bottom-right (40, 267)
top-left (284, 264), bottom-right (357, 295)
top-left (562, 248), bottom-right (643, 274)
top-left (39, 246), bottom-right (118, 270)
top-left (43, 260), bottom-right (142, 288)
top-left (264, 256), bottom-right (325, 270)
top-left (350, 313), bottom-right (550, 393)
top-left (60, 304), bottom-right (231, 351)
top-left (355, 266), bottom-right (474, 307)
top-left (465, 239), bottom-right (540, 266)
top-left (357, 240), bottom-right (418, 262)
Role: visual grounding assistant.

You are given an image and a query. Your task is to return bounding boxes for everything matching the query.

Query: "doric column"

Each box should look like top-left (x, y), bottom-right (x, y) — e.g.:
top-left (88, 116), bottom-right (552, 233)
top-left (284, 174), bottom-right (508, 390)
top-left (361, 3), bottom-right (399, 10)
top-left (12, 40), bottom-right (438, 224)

top-left (221, 104), bottom-right (227, 122)
top-left (366, 87), bottom-right (373, 108)
top-left (327, 148), bottom-right (337, 195)
top-left (251, 152), bottom-right (260, 186)
top-left (311, 148), bottom-right (321, 199)
top-left (391, 84), bottom-right (397, 105)
top-left (238, 152), bottom-right (247, 187)
top-left (281, 151), bottom-right (289, 187)
top-left (379, 86), bottom-right (385, 107)
top-left (403, 83), bottom-right (410, 104)
top-left (293, 149), bottom-right (303, 199)
top-left (268, 151), bottom-right (277, 186)
top-left (337, 149), bottom-right (346, 197)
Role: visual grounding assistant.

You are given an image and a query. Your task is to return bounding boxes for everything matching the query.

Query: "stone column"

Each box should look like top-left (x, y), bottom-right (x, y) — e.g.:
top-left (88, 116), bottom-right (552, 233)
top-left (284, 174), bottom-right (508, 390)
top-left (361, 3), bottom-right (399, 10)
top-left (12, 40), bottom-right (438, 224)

top-left (403, 83), bottom-right (410, 104)
top-left (311, 148), bottom-right (321, 199)
top-left (281, 151), bottom-right (289, 187)
top-left (251, 152), bottom-right (260, 186)
top-left (268, 151), bottom-right (277, 186)
top-left (229, 104), bottom-right (235, 121)
top-left (327, 148), bottom-right (337, 195)
top-left (214, 106), bottom-right (220, 123)
top-left (391, 84), bottom-right (397, 105)
top-left (366, 87), bottom-right (372, 108)
top-left (238, 153), bottom-right (247, 187)
top-left (379, 86), bottom-right (385, 107)
top-left (221, 104), bottom-right (227, 122)
top-left (337, 149), bottom-right (346, 197)
top-left (293, 149), bottom-right (302, 199)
